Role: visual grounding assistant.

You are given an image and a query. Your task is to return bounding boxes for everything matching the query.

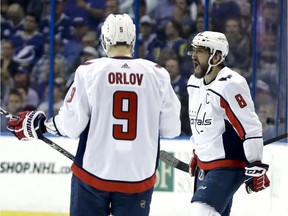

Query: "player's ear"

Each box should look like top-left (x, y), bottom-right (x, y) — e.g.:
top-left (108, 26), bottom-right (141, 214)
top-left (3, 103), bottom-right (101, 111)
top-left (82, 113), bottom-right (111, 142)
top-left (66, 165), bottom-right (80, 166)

top-left (212, 52), bottom-right (222, 64)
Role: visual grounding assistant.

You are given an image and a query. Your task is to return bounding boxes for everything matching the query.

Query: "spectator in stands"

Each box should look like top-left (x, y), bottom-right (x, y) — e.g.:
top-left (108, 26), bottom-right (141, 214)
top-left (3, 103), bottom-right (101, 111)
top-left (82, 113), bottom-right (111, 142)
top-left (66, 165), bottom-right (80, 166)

top-left (61, 17), bottom-right (89, 71)
top-left (10, 12), bottom-right (45, 67)
top-left (37, 80), bottom-right (64, 117)
top-left (1, 40), bottom-right (19, 104)
top-left (26, 0), bottom-right (45, 19)
top-left (164, 55), bottom-right (191, 136)
top-left (39, 0), bottom-right (73, 43)
top-left (81, 31), bottom-right (98, 48)
top-left (161, 19), bottom-right (187, 63)
top-left (15, 87), bottom-right (36, 111)
top-left (30, 35), bottom-right (68, 99)
top-left (1, 0), bottom-right (9, 19)
top-left (210, 0), bottom-right (241, 32)
top-left (255, 80), bottom-right (277, 141)
top-left (79, 46), bottom-right (99, 63)
top-left (82, 31), bottom-right (105, 57)
top-left (138, 15), bottom-right (162, 59)
top-left (1, 40), bottom-right (19, 77)
top-left (11, 66), bottom-right (39, 109)
top-left (192, 12), bottom-right (212, 37)
top-left (69, 45), bottom-right (99, 72)
top-left (262, 1), bottom-right (279, 35)
top-left (0, 88), bottom-right (24, 132)
top-left (13, 45), bottom-right (36, 70)
top-left (64, 0), bottom-right (106, 31)
top-left (188, 0), bottom-right (203, 22)
top-left (224, 17), bottom-right (251, 78)
top-left (257, 34), bottom-right (278, 92)
top-left (172, 0), bottom-right (195, 38)
top-left (138, 0), bottom-right (148, 18)
top-left (1, 3), bottom-right (25, 40)
top-left (119, 0), bottom-right (133, 14)
top-left (237, 0), bottom-right (252, 35)
top-left (105, 0), bottom-right (120, 16)
top-left (165, 56), bottom-right (188, 96)
top-left (66, 46), bottom-right (100, 89)
top-left (6, 3), bottom-right (25, 31)
top-left (150, 0), bottom-right (175, 28)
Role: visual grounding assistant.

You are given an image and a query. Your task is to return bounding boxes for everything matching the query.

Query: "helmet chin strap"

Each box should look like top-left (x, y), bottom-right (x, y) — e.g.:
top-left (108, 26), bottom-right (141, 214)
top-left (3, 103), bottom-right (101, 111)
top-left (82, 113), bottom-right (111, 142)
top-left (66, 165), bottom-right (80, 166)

top-left (205, 49), bottom-right (224, 75)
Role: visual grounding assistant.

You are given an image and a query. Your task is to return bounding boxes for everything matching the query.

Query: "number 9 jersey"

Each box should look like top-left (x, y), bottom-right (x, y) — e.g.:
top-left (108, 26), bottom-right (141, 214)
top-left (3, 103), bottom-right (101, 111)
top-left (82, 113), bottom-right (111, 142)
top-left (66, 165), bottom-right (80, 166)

top-left (187, 67), bottom-right (264, 170)
top-left (53, 57), bottom-right (181, 193)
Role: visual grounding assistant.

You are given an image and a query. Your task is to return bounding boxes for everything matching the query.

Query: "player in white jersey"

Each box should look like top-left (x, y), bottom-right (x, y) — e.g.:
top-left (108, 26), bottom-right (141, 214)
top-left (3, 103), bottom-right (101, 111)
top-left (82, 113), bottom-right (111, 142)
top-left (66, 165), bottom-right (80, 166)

top-left (186, 31), bottom-right (270, 216)
top-left (7, 14), bottom-right (181, 216)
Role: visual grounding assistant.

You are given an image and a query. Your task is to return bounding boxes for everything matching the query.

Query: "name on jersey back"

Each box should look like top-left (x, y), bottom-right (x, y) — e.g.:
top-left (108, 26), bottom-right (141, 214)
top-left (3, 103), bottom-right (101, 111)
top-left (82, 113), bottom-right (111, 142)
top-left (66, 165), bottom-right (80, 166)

top-left (108, 72), bottom-right (143, 86)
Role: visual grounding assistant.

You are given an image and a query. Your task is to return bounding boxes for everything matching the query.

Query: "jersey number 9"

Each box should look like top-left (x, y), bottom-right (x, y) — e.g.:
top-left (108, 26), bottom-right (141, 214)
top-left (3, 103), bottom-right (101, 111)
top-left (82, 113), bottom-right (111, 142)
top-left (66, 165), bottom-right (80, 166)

top-left (113, 91), bottom-right (137, 140)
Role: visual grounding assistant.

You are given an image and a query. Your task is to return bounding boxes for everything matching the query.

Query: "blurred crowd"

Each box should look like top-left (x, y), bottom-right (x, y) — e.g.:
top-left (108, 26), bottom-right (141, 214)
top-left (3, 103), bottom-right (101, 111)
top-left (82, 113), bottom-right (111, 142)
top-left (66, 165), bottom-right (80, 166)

top-left (0, 0), bottom-right (282, 138)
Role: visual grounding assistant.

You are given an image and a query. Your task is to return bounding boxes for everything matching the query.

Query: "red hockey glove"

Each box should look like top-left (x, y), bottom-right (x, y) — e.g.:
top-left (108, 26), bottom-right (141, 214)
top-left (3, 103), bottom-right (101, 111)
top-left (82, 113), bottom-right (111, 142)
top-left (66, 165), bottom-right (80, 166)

top-left (7, 111), bottom-right (47, 141)
top-left (189, 150), bottom-right (197, 177)
top-left (244, 161), bottom-right (270, 193)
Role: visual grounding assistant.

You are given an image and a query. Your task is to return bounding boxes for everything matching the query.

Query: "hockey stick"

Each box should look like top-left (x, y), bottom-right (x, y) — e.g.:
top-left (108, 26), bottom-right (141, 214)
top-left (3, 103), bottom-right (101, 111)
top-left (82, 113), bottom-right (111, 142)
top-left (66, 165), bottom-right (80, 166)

top-left (0, 107), bottom-right (75, 161)
top-left (160, 150), bottom-right (190, 173)
top-left (160, 133), bottom-right (288, 173)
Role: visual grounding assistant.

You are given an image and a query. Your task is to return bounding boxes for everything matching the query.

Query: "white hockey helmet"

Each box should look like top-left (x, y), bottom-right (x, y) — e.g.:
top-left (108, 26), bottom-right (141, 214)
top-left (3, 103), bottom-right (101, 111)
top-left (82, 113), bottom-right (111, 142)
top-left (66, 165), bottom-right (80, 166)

top-left (101, 13), bottom-right (136, 55)
top-left (189, 31), bottom-right (229, 74)
top-left (190, 31), bottom-right (229, 60)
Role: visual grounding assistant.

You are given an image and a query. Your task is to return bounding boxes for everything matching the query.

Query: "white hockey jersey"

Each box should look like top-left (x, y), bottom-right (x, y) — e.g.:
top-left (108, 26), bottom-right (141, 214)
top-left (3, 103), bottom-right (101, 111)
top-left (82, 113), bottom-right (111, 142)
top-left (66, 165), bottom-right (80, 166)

top-left (187, 67), bottom-right (263, 170)
top-left (54, 57), bottom-right (181, 193)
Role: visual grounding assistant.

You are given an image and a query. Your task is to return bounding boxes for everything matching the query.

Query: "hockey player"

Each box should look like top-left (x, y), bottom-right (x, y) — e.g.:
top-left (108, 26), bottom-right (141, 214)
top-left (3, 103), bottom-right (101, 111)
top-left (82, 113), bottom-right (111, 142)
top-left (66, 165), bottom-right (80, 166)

top-left (7, 14), bottom-right (181, 216)
top-left (187, 31), bottom-right (270, 216)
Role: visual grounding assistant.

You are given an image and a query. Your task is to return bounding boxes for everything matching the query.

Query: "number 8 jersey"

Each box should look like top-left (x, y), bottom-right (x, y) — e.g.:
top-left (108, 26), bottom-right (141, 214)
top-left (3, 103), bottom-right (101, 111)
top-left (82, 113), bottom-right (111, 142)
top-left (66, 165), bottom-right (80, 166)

top-left (53, 57), bottom-right (181, 193)
top-left (187, 67), bottom-right (263, 170)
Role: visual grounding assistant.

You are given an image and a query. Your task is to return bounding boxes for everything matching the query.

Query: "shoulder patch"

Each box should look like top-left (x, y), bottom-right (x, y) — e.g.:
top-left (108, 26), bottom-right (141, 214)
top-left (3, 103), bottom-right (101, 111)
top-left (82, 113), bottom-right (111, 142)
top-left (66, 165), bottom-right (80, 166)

top-left (218, 74), bottom-right (232, 81)
top-left (82, 61), bottom-right (93, 65)
top-left (154, 64), bottom-right (162, 68)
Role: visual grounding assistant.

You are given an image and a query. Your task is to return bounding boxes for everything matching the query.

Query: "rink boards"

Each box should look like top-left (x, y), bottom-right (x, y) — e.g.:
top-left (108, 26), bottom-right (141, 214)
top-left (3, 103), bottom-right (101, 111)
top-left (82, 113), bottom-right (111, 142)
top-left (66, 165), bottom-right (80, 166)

top-left (0, 134), bottom-right (287, 216)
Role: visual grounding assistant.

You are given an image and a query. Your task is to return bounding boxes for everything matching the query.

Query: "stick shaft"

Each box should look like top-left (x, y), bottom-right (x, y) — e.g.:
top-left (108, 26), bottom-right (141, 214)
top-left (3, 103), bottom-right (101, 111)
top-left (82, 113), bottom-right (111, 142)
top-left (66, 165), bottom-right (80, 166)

top-left (160, 133), bottom-right (288, 173)
top-left (264, 133), bottom-right (288, 145)
top-left (1, 107), bottom-right (75, 161)
top-left (38, 134), bottom-right (75, 161)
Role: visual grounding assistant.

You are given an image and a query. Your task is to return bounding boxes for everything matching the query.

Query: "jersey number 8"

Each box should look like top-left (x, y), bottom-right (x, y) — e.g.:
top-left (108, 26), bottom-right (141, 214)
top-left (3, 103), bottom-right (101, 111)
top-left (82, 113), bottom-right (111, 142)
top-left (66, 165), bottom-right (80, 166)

top-left (235, 94), bottom-right (247, 108)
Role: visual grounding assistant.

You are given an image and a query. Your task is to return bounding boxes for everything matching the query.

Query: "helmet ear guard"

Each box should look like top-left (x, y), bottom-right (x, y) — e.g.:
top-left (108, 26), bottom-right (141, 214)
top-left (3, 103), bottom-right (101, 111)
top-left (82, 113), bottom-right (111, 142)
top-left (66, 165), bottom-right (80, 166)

top-left (101, 13), bottom-right (136, 56)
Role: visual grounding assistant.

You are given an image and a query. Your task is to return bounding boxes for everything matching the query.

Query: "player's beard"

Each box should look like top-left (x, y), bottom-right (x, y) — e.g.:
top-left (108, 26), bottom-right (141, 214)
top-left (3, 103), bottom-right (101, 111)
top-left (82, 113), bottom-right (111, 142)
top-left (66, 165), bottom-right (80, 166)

top-left (193, 61), bottom-right (209, 79)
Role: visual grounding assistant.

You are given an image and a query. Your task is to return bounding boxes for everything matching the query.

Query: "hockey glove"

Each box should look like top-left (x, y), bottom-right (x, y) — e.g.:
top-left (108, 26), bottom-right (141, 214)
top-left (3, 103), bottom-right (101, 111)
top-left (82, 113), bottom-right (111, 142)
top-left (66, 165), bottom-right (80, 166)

top-left (189, 150), bottom-right (197, 177)
top-left (244, 161), bottom-right (270, 193)
top-left (7, 111), bottom-right (47, 141)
